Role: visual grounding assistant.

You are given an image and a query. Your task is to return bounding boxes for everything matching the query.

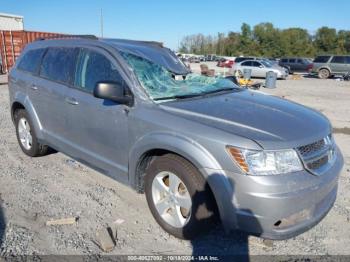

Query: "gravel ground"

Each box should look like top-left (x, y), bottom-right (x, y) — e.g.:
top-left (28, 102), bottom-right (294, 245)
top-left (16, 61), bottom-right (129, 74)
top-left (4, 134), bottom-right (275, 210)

top-left (0, 71), bottom-right (349, 257)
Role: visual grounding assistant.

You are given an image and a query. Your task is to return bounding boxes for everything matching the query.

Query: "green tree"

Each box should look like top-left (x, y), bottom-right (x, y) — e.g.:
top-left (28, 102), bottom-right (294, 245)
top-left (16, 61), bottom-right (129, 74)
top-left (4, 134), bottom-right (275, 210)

top-left (314, 27), bottom-right (338, 54)
top-left (336, 30), bottom-right (350, 54)
top-left (281, 28), bottom-right (315, 57)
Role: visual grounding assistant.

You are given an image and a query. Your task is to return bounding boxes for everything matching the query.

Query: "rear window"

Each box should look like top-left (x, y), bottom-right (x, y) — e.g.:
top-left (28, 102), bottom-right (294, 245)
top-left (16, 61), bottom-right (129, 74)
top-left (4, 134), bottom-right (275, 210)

top-left (40, 47), bottom-right (77, 84)
top-left (17, 48), bottom-right (45, 74)
top-left (331, 56), bottom-right (346, 64)
top-left (314, 56), bottom-right (331, 63)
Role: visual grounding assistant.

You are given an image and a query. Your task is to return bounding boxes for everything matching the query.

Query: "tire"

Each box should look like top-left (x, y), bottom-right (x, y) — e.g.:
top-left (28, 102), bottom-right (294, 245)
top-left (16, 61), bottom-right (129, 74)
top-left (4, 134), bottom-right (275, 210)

top-left (14, 109), bottom-right (48, 157)
top-left (144, 154), bottom-right (218, 239)
top-left (318, 68), bottom-right (330, 79)
top-left (284, 67), bottom-right (290, 75)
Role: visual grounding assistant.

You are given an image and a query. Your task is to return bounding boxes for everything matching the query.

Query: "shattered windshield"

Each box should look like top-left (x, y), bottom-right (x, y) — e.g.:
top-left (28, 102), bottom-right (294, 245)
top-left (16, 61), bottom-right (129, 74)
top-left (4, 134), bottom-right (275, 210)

top-left (121, 52), bottom-right (239, 101)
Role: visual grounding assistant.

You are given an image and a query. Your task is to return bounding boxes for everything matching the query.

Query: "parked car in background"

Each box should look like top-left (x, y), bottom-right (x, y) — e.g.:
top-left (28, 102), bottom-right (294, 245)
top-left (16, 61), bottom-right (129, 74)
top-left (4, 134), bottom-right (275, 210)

top-left (189, 56), bottom-right (200, 63)
top-left (205, 54), bottom-right (217, 61)
top-left (233, 59), bottom-right (288, 79)
top-left (279, 58), bottom-right (313, 74)
top-left (217, 58), bottom-right (234, 68)
top-left (312, 55), bottom-right (350, 79)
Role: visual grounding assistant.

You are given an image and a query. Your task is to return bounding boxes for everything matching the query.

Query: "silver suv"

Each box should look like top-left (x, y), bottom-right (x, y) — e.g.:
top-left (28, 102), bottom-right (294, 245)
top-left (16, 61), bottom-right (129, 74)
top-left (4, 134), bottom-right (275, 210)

top-left (312, 55), bottom-right (350, 79)
top-left (9, 37), bottom-right (343, 240)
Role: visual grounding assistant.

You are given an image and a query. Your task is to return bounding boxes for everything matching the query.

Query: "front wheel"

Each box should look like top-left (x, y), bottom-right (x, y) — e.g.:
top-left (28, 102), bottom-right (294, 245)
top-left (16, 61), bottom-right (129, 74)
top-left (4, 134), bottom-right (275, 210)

top-left (144, 154), bottom-right (217, 239)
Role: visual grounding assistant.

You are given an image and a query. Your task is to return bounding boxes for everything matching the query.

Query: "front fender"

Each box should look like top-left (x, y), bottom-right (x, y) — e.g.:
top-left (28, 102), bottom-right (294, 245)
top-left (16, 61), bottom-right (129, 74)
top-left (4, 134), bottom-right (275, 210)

top-left (129, 131), bottom-right (237, 231)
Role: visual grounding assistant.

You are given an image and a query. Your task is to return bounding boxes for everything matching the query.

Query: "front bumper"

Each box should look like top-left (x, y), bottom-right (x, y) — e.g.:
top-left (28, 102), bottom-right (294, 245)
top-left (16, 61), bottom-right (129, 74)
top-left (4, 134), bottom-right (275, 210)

top-left (205, 147), bottom-right (343, 240)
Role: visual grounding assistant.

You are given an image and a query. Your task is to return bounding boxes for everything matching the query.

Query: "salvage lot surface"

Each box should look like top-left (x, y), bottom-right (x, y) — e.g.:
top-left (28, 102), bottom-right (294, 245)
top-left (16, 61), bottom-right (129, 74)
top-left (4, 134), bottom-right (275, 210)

top-left (0, 72), bottom-right (350, 256)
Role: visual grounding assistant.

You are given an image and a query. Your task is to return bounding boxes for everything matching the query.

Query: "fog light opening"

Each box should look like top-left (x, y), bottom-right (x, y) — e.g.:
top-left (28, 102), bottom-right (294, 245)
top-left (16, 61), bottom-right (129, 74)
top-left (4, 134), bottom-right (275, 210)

top-left (274, 220), bottom-right (282, 227)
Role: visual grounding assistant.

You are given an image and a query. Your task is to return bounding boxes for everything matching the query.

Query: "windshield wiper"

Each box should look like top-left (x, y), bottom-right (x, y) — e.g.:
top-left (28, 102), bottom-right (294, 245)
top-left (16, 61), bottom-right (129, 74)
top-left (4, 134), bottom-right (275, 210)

top-left (154, 93), bottom-right (203, 101)
top-left (202, 87), bottom-right (240, 96)
top-left (154, 87), bottom-right (240, 101)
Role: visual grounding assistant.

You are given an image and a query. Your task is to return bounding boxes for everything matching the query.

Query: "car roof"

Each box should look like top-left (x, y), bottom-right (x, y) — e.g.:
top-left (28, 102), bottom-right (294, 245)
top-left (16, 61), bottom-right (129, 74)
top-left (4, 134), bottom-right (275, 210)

top-left (26, 37), bottom-right (190, 75)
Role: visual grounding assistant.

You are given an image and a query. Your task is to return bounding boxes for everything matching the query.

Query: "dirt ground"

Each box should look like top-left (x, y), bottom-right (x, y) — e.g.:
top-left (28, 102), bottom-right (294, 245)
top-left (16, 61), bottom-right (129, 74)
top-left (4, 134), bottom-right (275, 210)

top-left (0, 69), bottom-right (350, 257)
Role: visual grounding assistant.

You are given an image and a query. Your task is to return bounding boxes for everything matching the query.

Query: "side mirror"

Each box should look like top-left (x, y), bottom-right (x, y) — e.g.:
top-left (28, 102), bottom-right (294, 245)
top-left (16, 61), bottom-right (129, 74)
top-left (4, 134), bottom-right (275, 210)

top-left (259, 65), bottom-right (263, 68)
top-left (93, 81), bottom-right (132, 105)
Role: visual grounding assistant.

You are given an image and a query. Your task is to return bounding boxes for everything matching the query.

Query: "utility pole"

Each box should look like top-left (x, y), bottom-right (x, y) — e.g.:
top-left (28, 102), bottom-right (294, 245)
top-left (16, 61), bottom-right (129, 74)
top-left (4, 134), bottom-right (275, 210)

top-left (100, 8), bottom-right (104, 38)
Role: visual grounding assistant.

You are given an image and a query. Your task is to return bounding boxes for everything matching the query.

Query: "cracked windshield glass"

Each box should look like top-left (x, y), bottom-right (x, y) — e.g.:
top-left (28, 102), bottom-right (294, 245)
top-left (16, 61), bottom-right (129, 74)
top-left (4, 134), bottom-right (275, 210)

top-left (121, 52), bottom-right (239, 101)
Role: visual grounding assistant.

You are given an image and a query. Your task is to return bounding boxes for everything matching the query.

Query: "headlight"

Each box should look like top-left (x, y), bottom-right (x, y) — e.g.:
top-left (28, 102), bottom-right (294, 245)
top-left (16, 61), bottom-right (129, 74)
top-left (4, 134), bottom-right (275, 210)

top-left (227, 146), bottom-right (303, 176)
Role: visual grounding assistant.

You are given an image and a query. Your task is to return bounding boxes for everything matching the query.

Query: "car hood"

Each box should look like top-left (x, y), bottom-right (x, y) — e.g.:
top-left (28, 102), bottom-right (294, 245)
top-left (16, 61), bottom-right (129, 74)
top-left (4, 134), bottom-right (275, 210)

top-left (160, 90), bottom-right (331, 149)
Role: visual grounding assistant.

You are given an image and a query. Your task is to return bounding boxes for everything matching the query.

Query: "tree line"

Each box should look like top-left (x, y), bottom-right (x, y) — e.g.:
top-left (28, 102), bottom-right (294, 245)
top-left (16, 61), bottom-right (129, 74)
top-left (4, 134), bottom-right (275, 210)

top-left (178, 23), bottom-right (350, 58)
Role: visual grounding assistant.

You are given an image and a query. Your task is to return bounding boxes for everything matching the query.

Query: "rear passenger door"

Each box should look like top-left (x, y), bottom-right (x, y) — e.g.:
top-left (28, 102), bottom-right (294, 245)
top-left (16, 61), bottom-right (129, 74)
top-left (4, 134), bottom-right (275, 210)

top-left (65, 47), bottom-right (129, 181)
top-left (34, 47), bottom-right (77, 147)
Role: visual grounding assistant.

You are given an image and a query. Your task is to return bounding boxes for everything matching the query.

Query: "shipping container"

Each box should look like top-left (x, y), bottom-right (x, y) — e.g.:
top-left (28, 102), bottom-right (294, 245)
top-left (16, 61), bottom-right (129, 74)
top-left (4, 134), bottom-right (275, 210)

top-left (0, 30), bottom-right (67, 74)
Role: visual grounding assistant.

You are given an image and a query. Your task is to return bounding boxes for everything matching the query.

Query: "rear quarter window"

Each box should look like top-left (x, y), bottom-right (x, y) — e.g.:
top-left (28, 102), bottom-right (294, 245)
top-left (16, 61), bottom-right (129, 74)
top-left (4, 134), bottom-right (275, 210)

top-left (40, 47), bottom-right (77, 84)
top-left (17, 48), bottom-right (45, 74)
top-left (331, 56), bottom-right (346, 64)
top-left (314, 56), bottom-right (331, 63)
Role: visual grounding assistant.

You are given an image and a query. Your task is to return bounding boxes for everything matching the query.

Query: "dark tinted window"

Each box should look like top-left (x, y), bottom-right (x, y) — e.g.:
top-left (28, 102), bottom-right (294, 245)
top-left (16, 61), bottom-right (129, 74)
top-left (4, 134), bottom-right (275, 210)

top-left (17, 48), bottom-right (45, 74)
top-left (314, 56), bottom-right (331, 63)
top-left (331, 56), bottom-right (346, 64)
top-left (235, 57), bottom-right (253, 63)
top-left (297, 59), bottom-right (303, 63)
top-left (346, 56), bottom-right (350, 64)
top-left (289, 59), bottom-right (296, 63)
top-left (74, 49), bottom-right (125, 93)
top-left (252, 61), bottom-right (261, 67)
top-left (40, 48), bottom-right (76, 84)
top-left (241, 61), bottom-right (252, 66)
top-left (281, 58), bottom-right (288, 63)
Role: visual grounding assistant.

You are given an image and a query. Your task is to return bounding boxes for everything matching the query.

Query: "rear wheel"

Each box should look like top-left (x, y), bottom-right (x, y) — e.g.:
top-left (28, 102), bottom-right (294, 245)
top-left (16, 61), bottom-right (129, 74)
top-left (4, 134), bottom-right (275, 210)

top-left (14, 109), bottom-right (48, 157)
top-left (318, 68), bottom-right (330, 79)
top-left (144, 154), bottom-right (217, 239)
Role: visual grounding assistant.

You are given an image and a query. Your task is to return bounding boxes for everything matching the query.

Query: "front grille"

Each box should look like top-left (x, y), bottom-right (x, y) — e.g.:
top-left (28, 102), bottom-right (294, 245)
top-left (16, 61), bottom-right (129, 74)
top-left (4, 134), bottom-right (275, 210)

top-left (297, 135), bottom-right (335, 175)
top-left (298, 139), bottom-right (325, 156)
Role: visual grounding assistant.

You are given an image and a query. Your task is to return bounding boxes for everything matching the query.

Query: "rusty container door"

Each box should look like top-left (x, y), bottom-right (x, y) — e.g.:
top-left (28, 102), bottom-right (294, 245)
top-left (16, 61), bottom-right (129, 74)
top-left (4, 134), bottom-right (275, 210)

top-left (0, 30), bottom-right (64, 74)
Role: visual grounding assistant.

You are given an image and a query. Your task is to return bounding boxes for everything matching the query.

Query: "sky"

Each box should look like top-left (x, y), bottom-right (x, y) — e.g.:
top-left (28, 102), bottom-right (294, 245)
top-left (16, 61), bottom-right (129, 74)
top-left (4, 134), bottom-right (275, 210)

top-left (1, 0), bottom-right (350, 50)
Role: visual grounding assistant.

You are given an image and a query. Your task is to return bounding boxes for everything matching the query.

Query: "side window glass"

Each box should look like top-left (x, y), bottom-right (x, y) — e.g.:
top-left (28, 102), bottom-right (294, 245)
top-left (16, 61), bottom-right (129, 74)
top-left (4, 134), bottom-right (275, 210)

top-left (74, 49), bottom-right (125, 93)
top-left (241, 61), bottom-right (252, 66)
top-left (252, 61), bottom-right (261, 67)
top-left (40, 48), bottom-right (76, 83)
top-left (346, 56), bottom-right (350, 64)
top-left (281, 59), bottom-right (288, 63)
top-left (289, 59), bottom-right (296, 63)
top-left (17, 48), bottom-right (45, 74)
top-left (331, 56), bottom-right (345, 64)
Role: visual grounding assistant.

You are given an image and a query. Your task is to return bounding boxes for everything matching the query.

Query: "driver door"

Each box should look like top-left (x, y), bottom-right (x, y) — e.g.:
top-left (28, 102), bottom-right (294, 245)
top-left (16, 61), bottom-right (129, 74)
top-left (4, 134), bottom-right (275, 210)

top-left (65, 47), bottom-right (130, 182)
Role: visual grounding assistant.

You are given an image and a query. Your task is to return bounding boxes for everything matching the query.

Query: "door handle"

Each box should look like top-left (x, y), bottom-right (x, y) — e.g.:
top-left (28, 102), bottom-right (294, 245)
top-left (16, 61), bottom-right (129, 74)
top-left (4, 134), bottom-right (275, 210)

top-left (65, 97), bottom-right (79, 105)
top-left (30, 85), bottom-right (38, 90)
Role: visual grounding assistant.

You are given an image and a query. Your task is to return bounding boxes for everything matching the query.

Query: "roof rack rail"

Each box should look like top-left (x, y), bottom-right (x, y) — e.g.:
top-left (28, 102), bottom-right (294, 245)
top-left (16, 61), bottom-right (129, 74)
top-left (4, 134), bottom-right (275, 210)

top-left (36, 34), bottom-right (98, 41)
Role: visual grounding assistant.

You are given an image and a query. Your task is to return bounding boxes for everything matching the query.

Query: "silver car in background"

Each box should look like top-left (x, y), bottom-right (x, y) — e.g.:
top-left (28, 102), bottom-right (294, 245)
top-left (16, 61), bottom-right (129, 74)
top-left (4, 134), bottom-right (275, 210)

top-left (233, 59), bottom-right (288, 79)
